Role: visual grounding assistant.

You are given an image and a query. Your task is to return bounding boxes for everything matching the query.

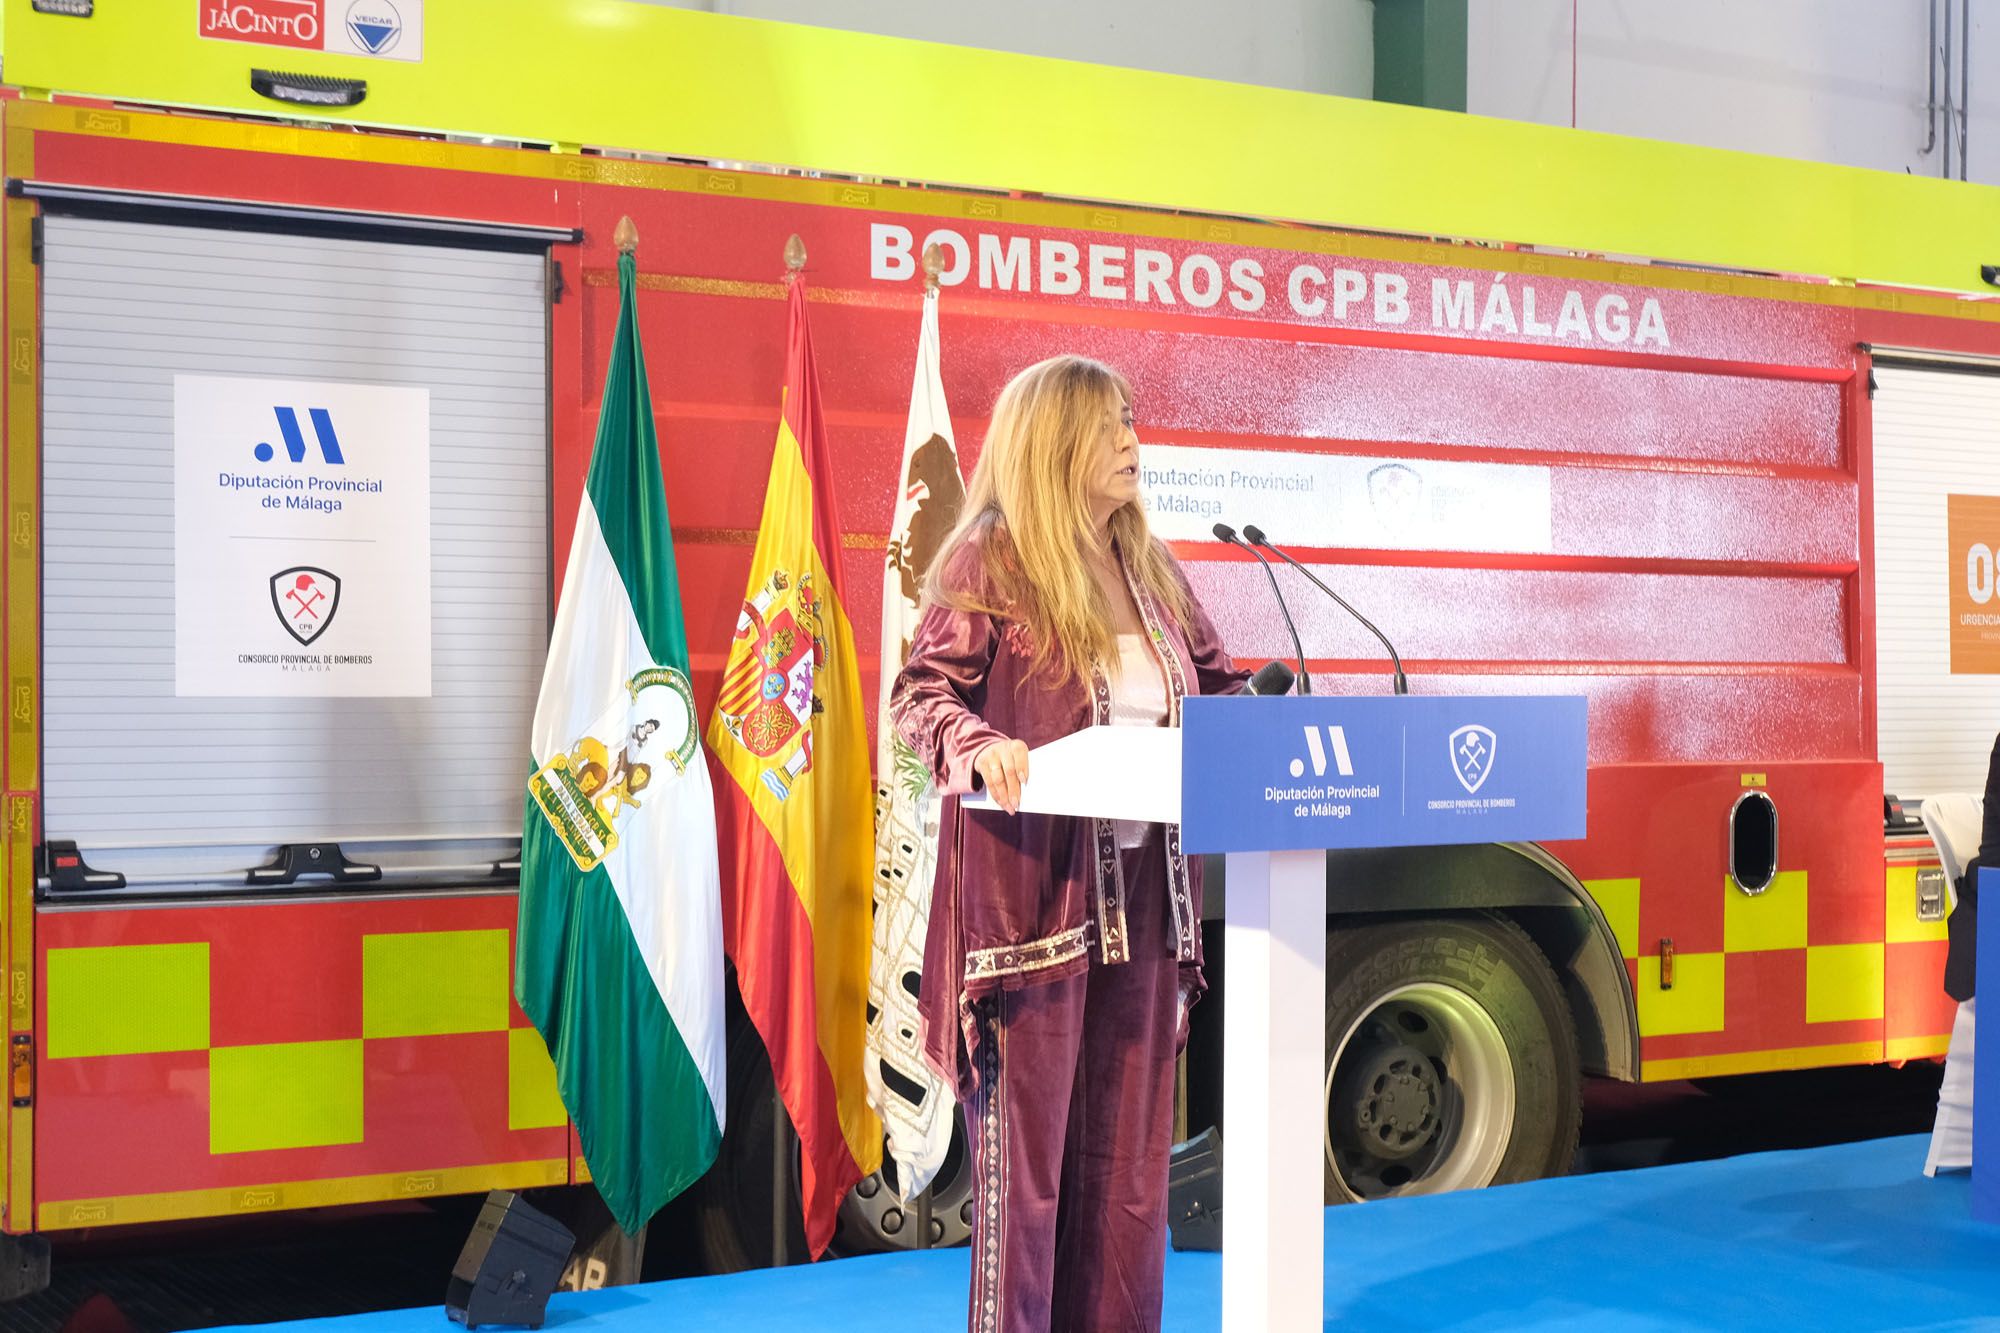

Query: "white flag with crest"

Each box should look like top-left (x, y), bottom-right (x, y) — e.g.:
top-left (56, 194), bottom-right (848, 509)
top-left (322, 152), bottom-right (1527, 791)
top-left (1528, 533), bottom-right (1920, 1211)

top-left (865, 283), bottom-right (964, 1199)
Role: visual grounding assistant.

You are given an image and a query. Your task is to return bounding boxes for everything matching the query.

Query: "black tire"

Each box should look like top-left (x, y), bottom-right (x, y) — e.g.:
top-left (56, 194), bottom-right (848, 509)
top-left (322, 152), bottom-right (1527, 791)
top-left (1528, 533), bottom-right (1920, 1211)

top-left (1322, 913), bottom-right (1580, 1203)
top-left (0, 1231), bottom-right (50, 1301)
top-left (695, 1002), bottom-right (807, 1272)
top-left (695, 997), bottom-right (973, 1272)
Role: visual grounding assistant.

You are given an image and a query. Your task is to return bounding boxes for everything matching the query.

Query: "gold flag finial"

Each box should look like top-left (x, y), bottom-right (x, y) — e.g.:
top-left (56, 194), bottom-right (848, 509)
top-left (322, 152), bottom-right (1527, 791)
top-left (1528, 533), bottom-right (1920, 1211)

top-left (922, 243), bottom-right (945, 291)
top-left (613, 216), bottom-right (639, 255)
top-left (784, 233), bottom-right (807, 276)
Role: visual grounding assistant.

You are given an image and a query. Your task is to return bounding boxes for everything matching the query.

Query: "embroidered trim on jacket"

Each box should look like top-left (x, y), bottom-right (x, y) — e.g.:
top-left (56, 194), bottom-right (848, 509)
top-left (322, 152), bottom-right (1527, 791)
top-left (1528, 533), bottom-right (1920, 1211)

top-left (1084, 659), bottom-right (1131, 964)
top-left (1128, 563), bottom-right (1202, 962)
top-left (964, 922), bottom-right (1093, 982)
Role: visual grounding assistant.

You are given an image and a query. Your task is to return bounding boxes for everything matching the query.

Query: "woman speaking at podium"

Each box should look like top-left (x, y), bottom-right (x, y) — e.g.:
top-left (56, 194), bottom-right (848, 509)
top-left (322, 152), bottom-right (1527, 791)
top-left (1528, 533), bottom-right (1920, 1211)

top-left (892, 354), bottom-right (1248, 1333)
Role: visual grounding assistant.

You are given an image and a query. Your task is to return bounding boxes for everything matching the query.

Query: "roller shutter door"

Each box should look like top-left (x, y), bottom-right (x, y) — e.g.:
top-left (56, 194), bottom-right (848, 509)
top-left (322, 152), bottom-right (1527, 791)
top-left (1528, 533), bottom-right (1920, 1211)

top-left (1872, 361), bottom-right (2000, 800)
top-left (39, 213), bottom-right (549, 888)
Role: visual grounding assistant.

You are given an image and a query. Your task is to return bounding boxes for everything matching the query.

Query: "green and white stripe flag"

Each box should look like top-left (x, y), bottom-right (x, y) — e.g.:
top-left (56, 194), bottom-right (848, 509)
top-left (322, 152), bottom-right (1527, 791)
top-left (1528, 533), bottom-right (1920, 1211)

top-left (516, 232), bottom-right (724, 1233)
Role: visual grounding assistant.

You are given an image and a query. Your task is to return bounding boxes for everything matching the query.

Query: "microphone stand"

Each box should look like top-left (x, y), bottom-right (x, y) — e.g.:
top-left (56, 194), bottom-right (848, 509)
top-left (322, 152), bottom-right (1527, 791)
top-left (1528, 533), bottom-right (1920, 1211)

top-left (1242, 526), bottom-right (1408, 696)
top-left (1213, 522), bottom-right (1311, 695)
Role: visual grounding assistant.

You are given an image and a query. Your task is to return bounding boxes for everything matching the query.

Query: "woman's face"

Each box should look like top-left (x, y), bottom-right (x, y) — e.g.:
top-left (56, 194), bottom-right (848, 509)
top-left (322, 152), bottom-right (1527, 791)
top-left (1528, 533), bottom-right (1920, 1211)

top-left (1083, 392), bottom-right (1140, 528)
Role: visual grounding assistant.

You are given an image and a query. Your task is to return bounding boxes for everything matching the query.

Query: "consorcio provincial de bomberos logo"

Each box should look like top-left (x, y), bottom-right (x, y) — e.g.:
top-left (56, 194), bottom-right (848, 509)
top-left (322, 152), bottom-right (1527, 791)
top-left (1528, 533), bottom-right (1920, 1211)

top-left (271, 566), bottom-right (340, 645)
top-left (1449, 724), bottom-right (1497, 795)
top-left (530, 666), bottom-right (700, 873)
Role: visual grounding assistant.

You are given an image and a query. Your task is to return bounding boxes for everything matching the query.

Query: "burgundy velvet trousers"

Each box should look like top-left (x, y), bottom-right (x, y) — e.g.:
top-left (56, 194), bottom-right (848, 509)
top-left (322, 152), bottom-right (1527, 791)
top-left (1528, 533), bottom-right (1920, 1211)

top-left (963, 835), bottom-right (1180, 1333)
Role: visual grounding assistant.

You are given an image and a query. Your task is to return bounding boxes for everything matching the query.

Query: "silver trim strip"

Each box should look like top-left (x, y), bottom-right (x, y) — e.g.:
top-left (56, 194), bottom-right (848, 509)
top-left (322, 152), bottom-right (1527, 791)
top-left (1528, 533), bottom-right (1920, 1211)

top-left (8, 179), bottom-right (583, 244)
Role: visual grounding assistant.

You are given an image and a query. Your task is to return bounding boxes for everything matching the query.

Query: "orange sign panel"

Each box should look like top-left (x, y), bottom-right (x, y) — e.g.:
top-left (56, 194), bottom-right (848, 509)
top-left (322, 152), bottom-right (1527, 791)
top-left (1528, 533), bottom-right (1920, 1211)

top-left (1948, 494), bottom-right (2000, 673)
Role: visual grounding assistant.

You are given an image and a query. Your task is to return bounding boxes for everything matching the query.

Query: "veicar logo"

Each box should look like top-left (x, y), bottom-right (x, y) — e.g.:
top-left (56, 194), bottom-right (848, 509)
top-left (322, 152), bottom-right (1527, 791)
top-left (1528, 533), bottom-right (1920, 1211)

top-left (345, 1), bottom-right (403, 55)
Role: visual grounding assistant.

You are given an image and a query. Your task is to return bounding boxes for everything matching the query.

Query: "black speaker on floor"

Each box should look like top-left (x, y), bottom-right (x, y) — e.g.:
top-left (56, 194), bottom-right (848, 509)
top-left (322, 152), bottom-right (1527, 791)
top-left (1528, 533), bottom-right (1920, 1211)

top-left (447, 1190), bottom-right (576, 1330)
top-left (1167, 1126), bottom-right (1223, 1252)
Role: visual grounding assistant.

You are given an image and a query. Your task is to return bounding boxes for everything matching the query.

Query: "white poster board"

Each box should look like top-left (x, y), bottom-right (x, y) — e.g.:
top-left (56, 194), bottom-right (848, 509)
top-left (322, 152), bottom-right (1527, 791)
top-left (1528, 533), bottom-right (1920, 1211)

top-left (1141, 444), bottom-right (1553, 553)
top-left (174, 374), bottom-right (432, 697)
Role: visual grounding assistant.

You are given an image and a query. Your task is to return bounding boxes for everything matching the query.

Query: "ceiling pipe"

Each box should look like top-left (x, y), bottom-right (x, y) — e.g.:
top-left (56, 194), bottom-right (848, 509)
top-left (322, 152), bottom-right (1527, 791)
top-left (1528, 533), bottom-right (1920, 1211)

top-left (1944, 0), bottom-right (1955, 177)
top-left (1923, 0), bottom-right (1938, 158)
top-left (1959, 0), bottom-right (1970, 180)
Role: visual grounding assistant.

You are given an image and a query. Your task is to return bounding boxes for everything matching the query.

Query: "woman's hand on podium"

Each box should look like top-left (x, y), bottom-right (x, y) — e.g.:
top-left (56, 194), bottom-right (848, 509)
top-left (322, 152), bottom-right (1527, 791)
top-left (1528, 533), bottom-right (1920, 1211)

top-left (973, 738), bottom-right (1031, 814)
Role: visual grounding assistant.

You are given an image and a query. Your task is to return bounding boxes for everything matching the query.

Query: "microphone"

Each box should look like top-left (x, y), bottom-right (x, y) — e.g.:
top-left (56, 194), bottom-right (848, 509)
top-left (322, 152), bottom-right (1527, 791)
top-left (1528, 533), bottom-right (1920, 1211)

top-left (1246, 660), bottom-right (1295, 696)
top-left (1242, 525), bottom-right (1408, 695)
top-left (1213, 522), bottom-right (1311, 695)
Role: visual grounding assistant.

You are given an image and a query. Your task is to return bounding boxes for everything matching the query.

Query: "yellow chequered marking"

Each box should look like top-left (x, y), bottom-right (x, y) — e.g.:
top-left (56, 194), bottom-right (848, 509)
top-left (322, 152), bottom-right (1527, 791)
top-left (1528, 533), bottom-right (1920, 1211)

top-left (1887, 1034), bottom-right (1952, 1061)
top-left (1637, 952), bottom-right (1725, 1036)
top-left (47, 943), bottom-right (209, 1058)
top-left (1583, 877), bottom-right (1639, 960)
top-left (508, 1028), bottom-right (568, 1132)
top-left (363, 929), bottom-right (509, 1039)
top-left (1642, 1040), bottom-right (1882, 1082)
top-left (1722, 869), bottom-right (1807, 953)
top-left (1806, 943), bottom-right (1885, 1024)
top-left (37, 1158), bottom-right (569, 1230)
top-left (210, 1040), bottom-right (363, 1155)
top-left (1885, 866), bottom-right (1951, 945)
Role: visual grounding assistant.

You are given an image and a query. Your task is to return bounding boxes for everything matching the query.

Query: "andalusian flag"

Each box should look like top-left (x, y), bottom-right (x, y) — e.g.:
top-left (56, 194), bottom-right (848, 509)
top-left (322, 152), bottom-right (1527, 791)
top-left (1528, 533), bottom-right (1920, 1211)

top-left (516, 227), bottom-right (725, 1234)
top-left (865, 281), bottom-right (963, 1199)
top-left (708, 260), bottom-right (882, 1258)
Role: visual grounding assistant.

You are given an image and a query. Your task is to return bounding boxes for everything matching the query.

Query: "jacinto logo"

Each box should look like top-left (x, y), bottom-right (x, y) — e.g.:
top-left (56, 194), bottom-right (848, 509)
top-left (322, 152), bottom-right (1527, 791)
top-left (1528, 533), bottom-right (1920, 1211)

top-left (1449, 724), bottom-right (1497, 795)
top-left (1290, 725), bottom-right (1354, 779)
top-left (201, 0), bottom-right (321, 46)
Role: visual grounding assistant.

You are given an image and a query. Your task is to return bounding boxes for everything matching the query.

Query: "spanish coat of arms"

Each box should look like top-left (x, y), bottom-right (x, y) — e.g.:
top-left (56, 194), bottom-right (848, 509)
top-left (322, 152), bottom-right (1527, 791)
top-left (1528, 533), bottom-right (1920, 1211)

top-left (715, 567), bottom-right (825, 801)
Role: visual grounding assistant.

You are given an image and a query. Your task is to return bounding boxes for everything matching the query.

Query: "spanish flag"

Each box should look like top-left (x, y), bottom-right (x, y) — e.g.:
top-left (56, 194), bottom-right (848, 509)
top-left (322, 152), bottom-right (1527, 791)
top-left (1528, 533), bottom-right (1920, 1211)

top-left (707, 261), bottom-right (881, 1257)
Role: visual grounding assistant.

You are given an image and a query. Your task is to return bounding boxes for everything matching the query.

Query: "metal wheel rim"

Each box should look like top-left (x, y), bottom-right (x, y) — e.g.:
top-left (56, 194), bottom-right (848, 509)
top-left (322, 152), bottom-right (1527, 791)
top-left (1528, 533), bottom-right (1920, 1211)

top-left (836, 1122), bottom-right (973, 1252)
top-left (1326, 980), bottom-right (1516, 1201)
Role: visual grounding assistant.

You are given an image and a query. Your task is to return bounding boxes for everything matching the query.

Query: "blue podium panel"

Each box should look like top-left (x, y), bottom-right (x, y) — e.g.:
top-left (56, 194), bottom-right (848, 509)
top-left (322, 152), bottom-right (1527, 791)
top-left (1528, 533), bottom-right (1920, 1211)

top-left (1979, 868), bottom-right (1997, 1224)
top-left (1179, 694), bottom-right (1588, 855)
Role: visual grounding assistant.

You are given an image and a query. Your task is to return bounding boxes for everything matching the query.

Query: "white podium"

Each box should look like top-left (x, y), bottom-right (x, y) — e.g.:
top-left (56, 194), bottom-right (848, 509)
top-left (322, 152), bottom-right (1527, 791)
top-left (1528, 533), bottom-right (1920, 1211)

top-left (966, 695), bottom-right (1588, 1333)
top-left (967, 724), bottom-right (1324, 1330)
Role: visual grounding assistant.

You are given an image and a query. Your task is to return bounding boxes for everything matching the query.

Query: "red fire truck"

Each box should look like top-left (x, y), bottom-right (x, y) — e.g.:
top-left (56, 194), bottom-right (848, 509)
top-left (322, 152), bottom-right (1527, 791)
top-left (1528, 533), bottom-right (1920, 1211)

top-left (0, 20), bottom-right (1988, 1290)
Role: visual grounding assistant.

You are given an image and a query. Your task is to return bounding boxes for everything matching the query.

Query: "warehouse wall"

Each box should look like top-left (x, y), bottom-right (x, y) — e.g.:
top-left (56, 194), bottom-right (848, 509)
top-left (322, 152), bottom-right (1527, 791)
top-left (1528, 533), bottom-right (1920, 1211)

top-left (627, 0), bottom-right (1377, 98)
top-left (1468, 1), bottom-right (1999, 184)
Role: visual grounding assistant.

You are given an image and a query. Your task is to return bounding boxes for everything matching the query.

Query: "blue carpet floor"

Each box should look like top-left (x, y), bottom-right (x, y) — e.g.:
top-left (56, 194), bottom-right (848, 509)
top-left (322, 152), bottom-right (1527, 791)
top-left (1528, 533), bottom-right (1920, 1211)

top-left (229, 1135), bottom-right (1999, 1332)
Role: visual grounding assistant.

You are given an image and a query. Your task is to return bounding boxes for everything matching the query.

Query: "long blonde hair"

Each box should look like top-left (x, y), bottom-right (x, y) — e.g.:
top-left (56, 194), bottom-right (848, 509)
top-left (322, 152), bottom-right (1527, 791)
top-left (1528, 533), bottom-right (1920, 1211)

top-left (926, 355), bottom-right (1190, 682)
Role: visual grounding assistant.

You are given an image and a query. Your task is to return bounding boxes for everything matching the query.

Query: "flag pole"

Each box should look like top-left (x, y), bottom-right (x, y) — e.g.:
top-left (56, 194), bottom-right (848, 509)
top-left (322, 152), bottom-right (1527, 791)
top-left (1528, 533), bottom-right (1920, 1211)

top-left (905, 239), bottom-right (945, 1255)
top-left (772, 1082), bottom-right (791, 1267)
top-left (769, 230), bottom-right (808, 1270)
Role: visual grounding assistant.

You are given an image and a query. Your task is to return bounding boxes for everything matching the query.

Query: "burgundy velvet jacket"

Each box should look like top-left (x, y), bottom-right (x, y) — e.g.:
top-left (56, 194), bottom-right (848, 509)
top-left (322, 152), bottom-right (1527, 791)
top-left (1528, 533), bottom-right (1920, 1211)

top-left (890, 528), bottom-right (1249, 1096)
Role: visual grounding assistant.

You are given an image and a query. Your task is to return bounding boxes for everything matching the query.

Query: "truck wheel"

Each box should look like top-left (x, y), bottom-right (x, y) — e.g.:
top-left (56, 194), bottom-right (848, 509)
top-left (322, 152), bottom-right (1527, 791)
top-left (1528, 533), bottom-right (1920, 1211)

top-left (696, 1001), bottom-right (973, 1270)
top-left (695, 1007), bottom-right (807, 1271)
top-left (1323, 913), bottom-right (1579, 1203)
top-left (0, 1231), bottom-right (50, 1300)
top-left (835, 1111), bottom-right (973, 1253)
